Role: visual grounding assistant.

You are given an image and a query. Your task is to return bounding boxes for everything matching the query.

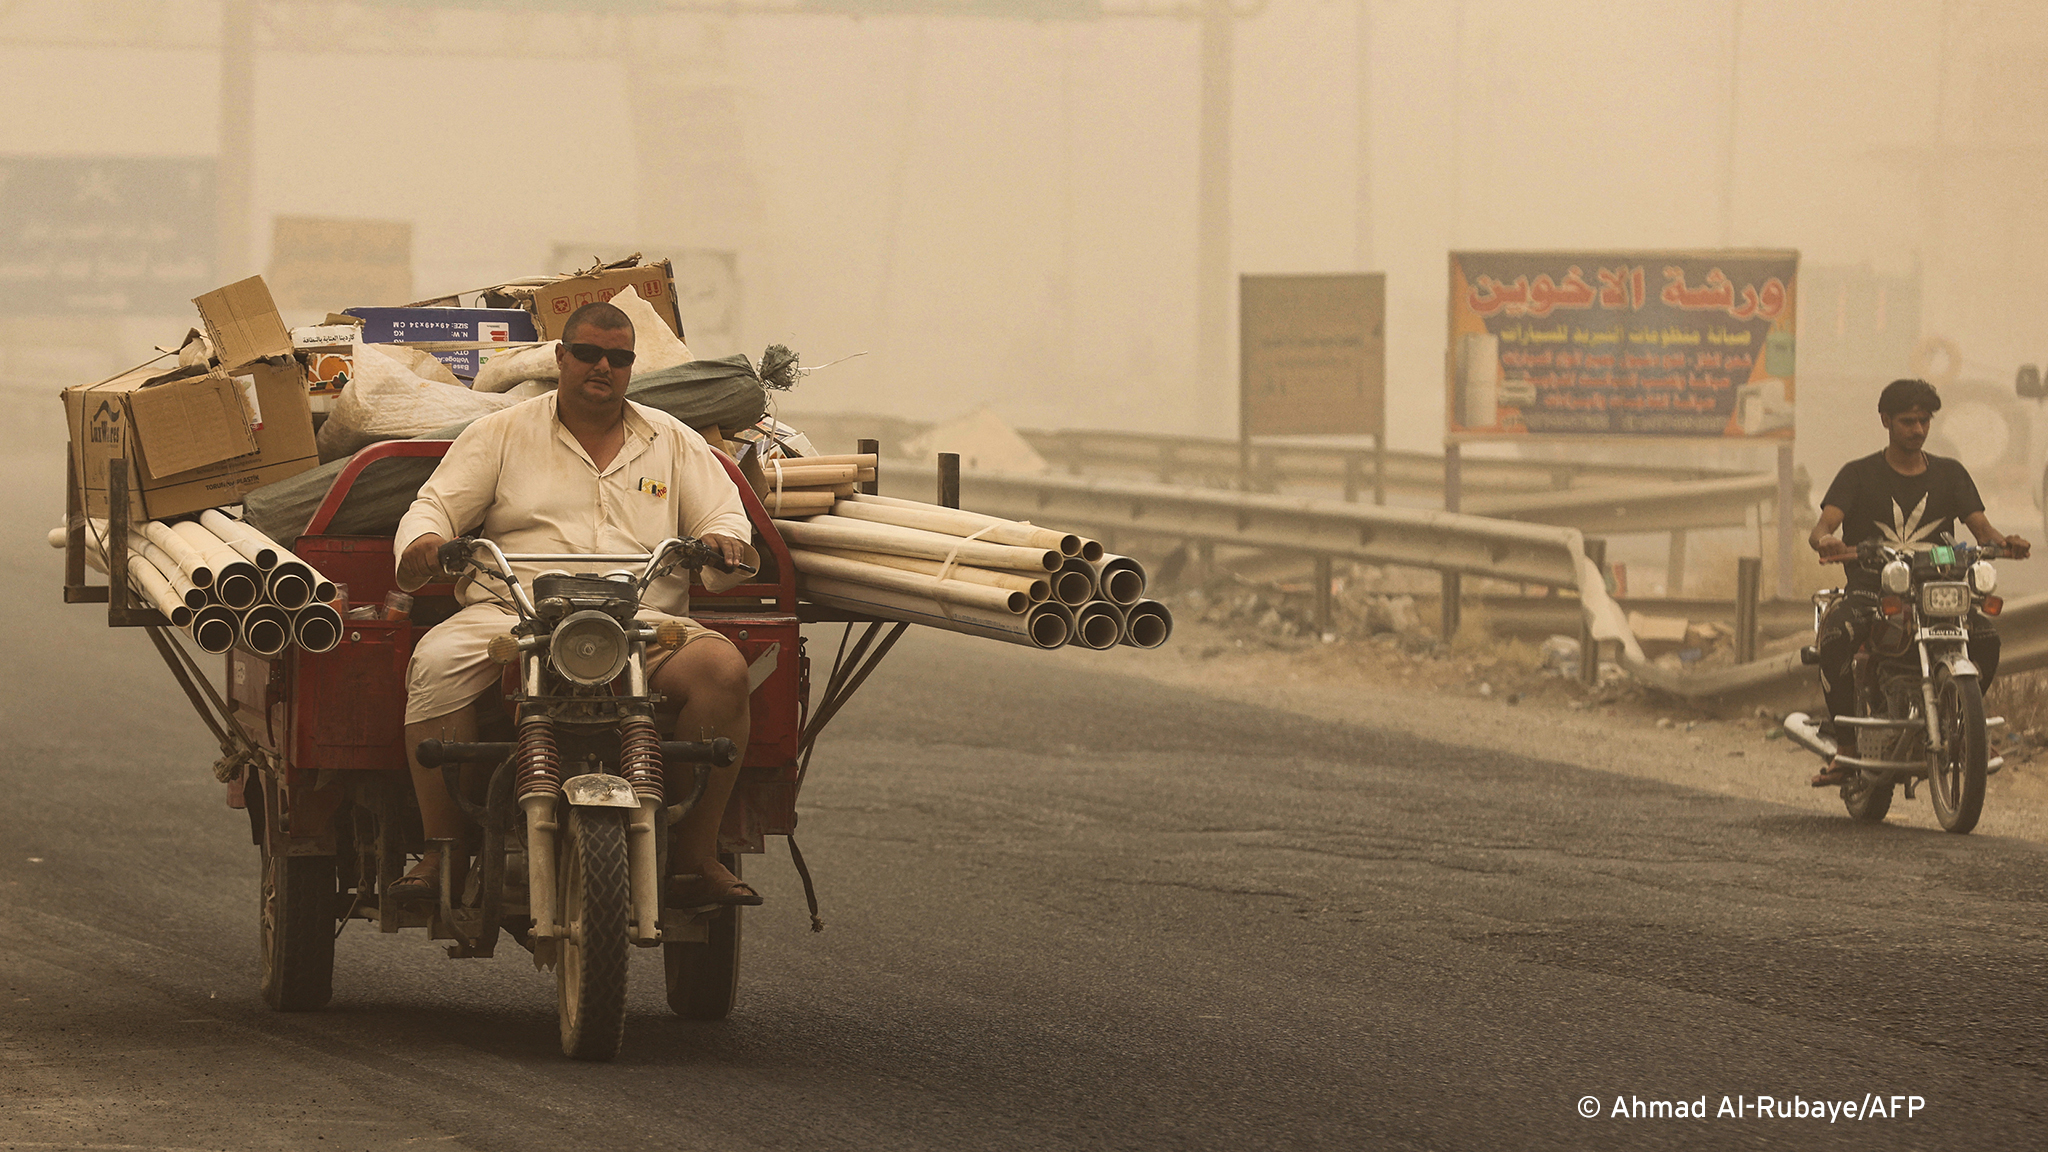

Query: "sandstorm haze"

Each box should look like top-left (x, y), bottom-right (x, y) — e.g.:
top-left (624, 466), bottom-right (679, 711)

top-left (3, 0), bottom-right (2047, 477)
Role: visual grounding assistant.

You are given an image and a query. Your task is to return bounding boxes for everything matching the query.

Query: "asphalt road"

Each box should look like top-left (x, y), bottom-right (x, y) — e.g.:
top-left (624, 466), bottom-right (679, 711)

top-left (6, 442), bottom-right (2048, 1151)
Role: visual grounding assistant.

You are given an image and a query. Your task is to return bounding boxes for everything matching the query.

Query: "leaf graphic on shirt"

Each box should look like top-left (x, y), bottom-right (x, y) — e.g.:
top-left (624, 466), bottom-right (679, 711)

top-left (1882, 494), bottom-right (1941, 551)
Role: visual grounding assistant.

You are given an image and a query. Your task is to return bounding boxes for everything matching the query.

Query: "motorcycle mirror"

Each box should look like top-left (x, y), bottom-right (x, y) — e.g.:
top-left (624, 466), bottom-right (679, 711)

top-left (2018, 364), bottom-right (2044, 399)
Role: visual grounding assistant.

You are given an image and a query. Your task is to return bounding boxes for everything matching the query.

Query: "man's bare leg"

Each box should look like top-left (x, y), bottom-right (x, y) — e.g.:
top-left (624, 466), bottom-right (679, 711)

top-left (400, 702), bottom-right (477, 891)
top-left (652, 638), bottom-right (752, 897)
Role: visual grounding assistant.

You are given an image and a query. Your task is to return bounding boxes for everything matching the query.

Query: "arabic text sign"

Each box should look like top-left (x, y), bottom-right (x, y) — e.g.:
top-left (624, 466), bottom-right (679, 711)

top-left (0, 157), bottom-right (215, 315)
top-left (1241, 273), bottom-right (1385, 439)
top-left (1448, 251), bottom-right (1797, 440)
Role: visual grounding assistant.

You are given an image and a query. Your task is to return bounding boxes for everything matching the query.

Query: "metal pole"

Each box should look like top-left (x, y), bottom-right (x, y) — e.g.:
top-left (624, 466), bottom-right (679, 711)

top-left (1343, 454), bottom-right (1360, 503)
top-left (856, 438), bottom-right (880, 497)
top-left (1198, 0), bottom-right (1234, 427)
top-left (1354, 0), bottom-right (1374, 271)
top-left (1775, 441), bottom-right (1797, 599)
top-left (937, 452), bottom-right (960, 509)
top-left (1666, 529), bottom-right (1687, 596)
top-left (1735, 555), bottom-right (1762, 663)
top-left (1441, 442), bottom-right (1462, 641)
top-left (1580, 537), bottom-right (1607, 687)
top-left (217, 0), bottom-right (255, 282)
top-left (1372, 434), bottom-right (1386, 505)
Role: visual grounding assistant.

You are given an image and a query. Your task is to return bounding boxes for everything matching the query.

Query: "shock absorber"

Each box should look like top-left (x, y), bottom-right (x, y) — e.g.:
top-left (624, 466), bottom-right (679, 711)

top-left (617, 712), bottom-right (665, 803)
top-left (513, 711), bottom-right (562, 801)
top-left (514, 700), bottom-right (565, 939)
top-left (618, 709), bottom-right (666, 945)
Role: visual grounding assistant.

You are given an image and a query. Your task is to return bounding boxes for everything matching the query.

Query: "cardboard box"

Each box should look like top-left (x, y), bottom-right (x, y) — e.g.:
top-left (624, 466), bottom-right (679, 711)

top-left (193, 275), bottom-right (292, 369)
top-left (292, 324), bottom-right (359, 412)
top-left (524, 261), bottom-right (684, 342)
top-left (342, 306), bottom-right (538, 381)
top-left (65, 358), bottom-right (318, 521)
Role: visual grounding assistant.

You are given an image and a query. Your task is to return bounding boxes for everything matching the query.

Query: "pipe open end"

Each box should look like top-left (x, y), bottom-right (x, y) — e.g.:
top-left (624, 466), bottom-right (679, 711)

top-left (1078, 539), bottom-right (1105, 562)
top-left (1028, 608), bottom-right (1070, 649)
top-left (1078, 611), bottom-right (1121, 650)
top-left (1104, 569), bottom-right (1145, 605)
top-left (296, 610), bottom-right (341, 655)
top-left (193, 614), bottom-right (236, 655)
top-left (270, 573), bottom-right (312, 611)
top-left (1054, 571), bottom-right (1094, 607)
top-left (1122, 603), bottom-right (1173, 649)
top-left (217, 571), bottom-right (260, 611)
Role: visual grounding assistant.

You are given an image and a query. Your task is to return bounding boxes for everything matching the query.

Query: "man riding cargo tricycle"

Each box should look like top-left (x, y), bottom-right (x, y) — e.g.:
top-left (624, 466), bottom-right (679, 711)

top-left (58, 303), bottom-right (911, 1061)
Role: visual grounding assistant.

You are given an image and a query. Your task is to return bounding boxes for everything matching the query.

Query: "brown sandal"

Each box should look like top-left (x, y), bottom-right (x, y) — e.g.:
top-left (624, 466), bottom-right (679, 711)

top-left (1810, 758), bottom-right (1854, 788)
top-left (667, 873), bottom-right (764, 907)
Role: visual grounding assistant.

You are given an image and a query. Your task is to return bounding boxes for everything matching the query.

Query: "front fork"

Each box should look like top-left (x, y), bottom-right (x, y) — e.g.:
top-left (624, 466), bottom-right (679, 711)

top-left (1918, 636), bottom-right (1975, 754)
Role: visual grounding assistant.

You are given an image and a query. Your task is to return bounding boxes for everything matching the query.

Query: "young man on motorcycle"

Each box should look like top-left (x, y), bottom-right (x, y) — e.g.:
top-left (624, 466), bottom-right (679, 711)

top-left (390, 301), bottom-right (765, 907)
top-left (1806, 377), bottom-right (2030, 786)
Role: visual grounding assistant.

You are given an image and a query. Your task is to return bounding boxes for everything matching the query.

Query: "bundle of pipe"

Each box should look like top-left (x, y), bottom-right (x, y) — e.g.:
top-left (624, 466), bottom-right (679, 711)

top-left (758, 452), bottom-right (876, 518)
top-left (53, 512), bottom-right (343, 656)
top-left (778, 493), bottom-right (1169, 651)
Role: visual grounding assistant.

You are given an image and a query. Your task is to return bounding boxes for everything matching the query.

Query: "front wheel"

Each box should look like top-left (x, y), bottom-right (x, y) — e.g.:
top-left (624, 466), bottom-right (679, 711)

top-left (557, 806), bottom-right (630, 1060)
top-left (1930, 669), bottom-right (1988, 834)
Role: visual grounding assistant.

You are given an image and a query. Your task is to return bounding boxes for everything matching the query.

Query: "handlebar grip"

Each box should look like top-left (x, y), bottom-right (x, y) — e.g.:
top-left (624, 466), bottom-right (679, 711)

top-left (436, 538), bottom-right (474, 573)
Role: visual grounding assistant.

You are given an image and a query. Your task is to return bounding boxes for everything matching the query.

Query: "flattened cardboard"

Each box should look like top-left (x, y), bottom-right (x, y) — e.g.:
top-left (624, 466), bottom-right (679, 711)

top-left (125, 372), bottom-right (257, 478)
top-left (528, 261), bottom-right (683, 341)
top-left (193, 275), bottom-right (292, 370)
top-left (64, 357), bottom-right (318, 521)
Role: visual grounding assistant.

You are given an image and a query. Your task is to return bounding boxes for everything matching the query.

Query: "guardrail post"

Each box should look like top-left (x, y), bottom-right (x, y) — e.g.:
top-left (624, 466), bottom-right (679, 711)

top-left (857, 438), bottom-right (880, 496)
top-left (1314, 554), bottom-right (1334, 638)
top-left (1442, 442), bottom-right (1463, 641)
top-left (1343, 455), bottom-right (1360, 503)
top-left (1372, 435), bottom-right (1386, 505)
top-left (1580, 537), bottom-right (1606, 686)
top-left (1775, 443), bottom-right (1798, 600)
top-left (1666, 529), bottom-right (1687, 595)
top-left (1735, 556), bottom-right (1762, 663)
top-left (937, 452), bottom-right (960, 509)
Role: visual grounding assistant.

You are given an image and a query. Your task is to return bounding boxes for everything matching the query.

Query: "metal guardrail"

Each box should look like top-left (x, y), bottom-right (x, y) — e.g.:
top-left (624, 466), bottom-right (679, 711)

top-left (887, 466), bottom-right (1585, 587)
top-left (785, 411), bottom-right (1800, 535)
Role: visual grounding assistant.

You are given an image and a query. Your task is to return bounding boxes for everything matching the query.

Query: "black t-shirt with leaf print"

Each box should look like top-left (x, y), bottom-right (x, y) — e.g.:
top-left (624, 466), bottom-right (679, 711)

top-left (1821, 451), bottom-right (1985, 591)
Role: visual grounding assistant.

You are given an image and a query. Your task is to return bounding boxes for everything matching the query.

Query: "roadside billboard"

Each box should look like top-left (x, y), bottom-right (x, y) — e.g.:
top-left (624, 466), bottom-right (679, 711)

top-left (1240, 273), bottom-right (1385, 439)
top-left (1448, 250), bottom-right (1797, 440)
top-left (0, 156), bottom-right (214, 315)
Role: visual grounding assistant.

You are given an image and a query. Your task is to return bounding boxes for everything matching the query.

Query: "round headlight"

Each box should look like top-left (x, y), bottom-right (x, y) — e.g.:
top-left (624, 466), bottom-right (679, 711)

top-left (1970, 559), bottom-right (1998, 596)
top-left (1881, 558), bottom-right (1912, 595)
top-left (550, 609), bottom-right (630, 686)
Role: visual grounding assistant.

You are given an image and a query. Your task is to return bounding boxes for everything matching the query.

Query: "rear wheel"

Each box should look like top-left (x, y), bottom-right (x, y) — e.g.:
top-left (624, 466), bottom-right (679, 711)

top-left (664, 852), bottom-right (744, 1020)
top-left (1930, 669), bottom-right (1988, 834)
top-left (557, 806), bottom-right (631, 1060)
top-left (260, 847), bottom-right (337, 1011)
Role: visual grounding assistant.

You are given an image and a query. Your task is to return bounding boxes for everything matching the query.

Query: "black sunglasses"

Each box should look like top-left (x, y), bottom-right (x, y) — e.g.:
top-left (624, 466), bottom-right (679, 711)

top-left (566, 343), bottom-right (636, 368)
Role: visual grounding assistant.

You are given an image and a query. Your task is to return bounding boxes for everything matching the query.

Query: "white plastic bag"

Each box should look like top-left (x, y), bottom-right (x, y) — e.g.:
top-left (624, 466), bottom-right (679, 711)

top-left (316, 341), bottom-right (520, 461)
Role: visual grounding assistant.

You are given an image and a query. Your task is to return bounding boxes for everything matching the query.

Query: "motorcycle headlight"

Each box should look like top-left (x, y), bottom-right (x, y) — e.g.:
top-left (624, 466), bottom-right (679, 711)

top-left (1970, 560), bottom-right (1998, 596)
top-left (1881, 559), bottom-right (1912, 595)
top-left (550, 609), bottom-right (630, 686)
top-left (1921, 582), bottom-right (1970, 618)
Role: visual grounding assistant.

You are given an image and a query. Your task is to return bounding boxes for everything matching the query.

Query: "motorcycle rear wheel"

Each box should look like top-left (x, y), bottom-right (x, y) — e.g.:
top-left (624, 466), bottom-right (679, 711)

top-left (1929, 670), bottom-right (1988, 835)
top-left (557, 806), bottom-right (630, 1060)
top-left (260, 847), bottom-right (337, 1011)
top-left (1840, 772), bottom-right (1895, 823)
top-left (664, 852), bottom-right (744, 1020)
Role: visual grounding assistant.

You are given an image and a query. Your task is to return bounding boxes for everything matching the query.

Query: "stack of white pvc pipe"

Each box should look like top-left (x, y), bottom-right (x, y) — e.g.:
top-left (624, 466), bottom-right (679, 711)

top-left (49, 510), bottom-right (344, 657)
top-left (758, 453), bottom-right (876, 518)
top-left (779, 492), bottom-right (1171, 651)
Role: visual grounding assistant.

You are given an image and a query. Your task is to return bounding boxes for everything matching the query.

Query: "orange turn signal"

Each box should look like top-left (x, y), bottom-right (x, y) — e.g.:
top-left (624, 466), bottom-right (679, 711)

top-left (487, 634), bottom-right (521, 665)
top-left (1984, 596), bottom-right (2003, 616)
top-left (1880, 595), bottom-right (1904, 616)
top-left (654, 619), bottom-right (691, 649)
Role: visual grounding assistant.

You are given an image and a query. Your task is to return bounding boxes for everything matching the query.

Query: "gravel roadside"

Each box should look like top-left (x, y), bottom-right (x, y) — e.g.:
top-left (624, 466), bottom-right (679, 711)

top-left (1080, 616), bottom-right (2048, 845)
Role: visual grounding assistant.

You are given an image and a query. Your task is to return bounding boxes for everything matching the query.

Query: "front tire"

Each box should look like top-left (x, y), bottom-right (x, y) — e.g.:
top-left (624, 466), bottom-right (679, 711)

top-left (557, 806), bottom-right (631, 1060)
top-left (1930, 669), bottom-right (1988, 834)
